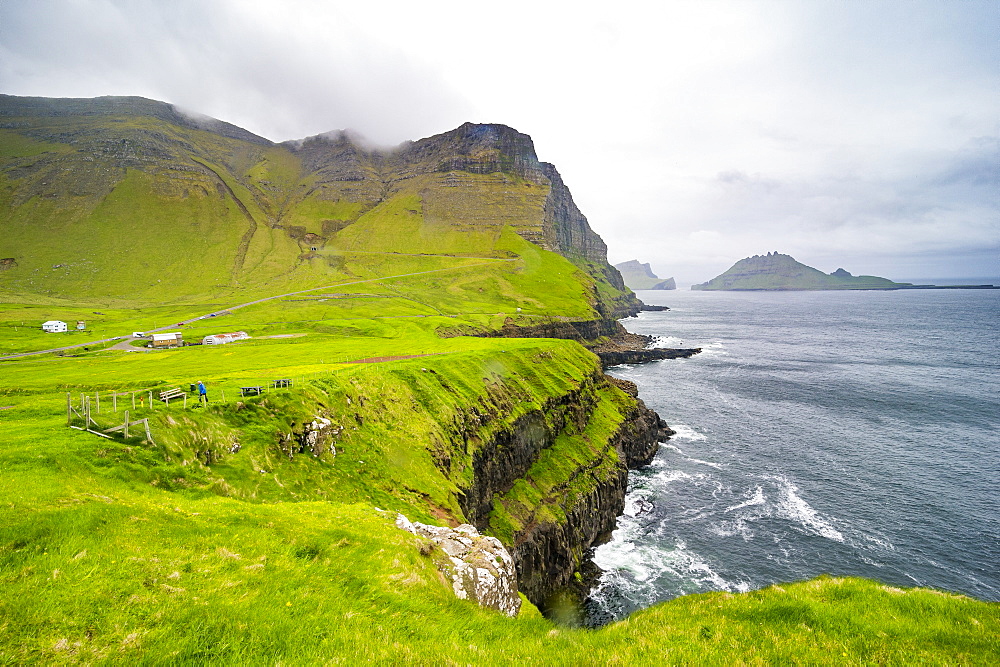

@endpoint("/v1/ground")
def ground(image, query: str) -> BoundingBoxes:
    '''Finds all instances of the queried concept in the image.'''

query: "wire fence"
[63,354,444,441]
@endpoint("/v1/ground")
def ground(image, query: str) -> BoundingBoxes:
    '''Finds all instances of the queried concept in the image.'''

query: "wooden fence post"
[96,391,100,414]
[183,394,187,409]
[148,391,153,408]
[66,392,71,426]
[113,393,117,413]
[124,410,129,438]
[132,392,136,411]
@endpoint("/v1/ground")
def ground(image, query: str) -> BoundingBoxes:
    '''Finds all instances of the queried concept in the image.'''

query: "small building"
[42,320,68,333]
[150,332,183,348]
[76,321,86,330]
[202,331,250,345]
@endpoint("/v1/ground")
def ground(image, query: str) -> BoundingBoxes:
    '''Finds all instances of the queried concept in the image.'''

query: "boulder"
[396,514,520,616]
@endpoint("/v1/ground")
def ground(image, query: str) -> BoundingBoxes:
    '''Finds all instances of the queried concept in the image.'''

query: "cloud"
[0,0,476,143]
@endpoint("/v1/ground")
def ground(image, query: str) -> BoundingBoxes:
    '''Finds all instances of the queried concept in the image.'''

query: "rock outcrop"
[396,514,520,617]
[597,347,701,367]
[277,416,340,459]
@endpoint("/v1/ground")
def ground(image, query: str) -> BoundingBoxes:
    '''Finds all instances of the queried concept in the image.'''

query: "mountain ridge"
[0,94,638,316]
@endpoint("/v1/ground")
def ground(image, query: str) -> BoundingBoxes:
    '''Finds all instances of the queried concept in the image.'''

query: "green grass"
[1,320,996,664]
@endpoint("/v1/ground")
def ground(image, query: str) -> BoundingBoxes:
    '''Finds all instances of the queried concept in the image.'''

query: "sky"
[1,0,997,283]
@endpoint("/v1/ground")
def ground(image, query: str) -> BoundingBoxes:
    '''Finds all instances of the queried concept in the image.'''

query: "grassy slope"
[1,334,996,664]
[0,109,637,322]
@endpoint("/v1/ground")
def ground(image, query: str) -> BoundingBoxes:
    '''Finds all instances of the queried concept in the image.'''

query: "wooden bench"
[240,386,263,397]
[272,379,292,388]
[158,388,186,403]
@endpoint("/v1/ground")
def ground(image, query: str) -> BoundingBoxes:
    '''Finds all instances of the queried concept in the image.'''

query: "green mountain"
[613,259,676,290]
[692,252,910,290]
[0,94,637,317]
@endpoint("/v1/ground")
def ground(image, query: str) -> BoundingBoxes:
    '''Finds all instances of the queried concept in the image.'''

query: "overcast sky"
[2,0,997,282]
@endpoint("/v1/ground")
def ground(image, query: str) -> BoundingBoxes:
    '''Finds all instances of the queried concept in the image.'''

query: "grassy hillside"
[1,329,996,664]
[0,96,637,317]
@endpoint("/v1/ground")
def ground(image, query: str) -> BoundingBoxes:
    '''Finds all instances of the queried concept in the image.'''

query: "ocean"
[585,288,1000,625]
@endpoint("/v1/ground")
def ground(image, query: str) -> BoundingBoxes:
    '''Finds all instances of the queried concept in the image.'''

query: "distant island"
[615,260,676,290]
[692,253,998,291]
[692,253,911,291]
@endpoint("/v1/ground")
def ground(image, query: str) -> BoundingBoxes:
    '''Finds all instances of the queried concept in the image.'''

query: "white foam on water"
[725,485,766,513]
[622,494,654,518]
[670,424,707,441]
[698,340,729,356]
[592,528,746,598]
[663,443,686,456]
[651,469,704,486]
[709,479,844,543]
[688,457,723,469]
[709,518,754,541]
[861,532,896,551]
[651,336,686,348]
[770,477,845,542]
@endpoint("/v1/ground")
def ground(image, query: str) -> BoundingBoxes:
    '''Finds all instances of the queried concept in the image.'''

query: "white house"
[202,331,250,345]
[42,320,68,333]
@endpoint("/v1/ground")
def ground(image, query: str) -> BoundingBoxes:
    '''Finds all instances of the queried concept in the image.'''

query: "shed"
[42,320,68,333]
[203,331,250,345]
[76,321,86,330]
[150,332,183,348]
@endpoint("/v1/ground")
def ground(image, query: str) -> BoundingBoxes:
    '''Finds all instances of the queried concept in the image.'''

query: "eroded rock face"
[277,416,340,459]
[395,514,521,617]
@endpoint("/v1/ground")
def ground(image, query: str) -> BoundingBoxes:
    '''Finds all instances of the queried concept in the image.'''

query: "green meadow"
[2,284,997,664]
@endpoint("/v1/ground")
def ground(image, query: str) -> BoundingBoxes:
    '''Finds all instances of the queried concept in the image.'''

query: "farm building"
[203,331,250,345]
[150,332,183,348]
[42,320,68,333]
[76,321,86,330]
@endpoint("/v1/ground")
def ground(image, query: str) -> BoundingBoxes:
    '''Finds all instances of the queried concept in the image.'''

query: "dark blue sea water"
[586,288,1000,624]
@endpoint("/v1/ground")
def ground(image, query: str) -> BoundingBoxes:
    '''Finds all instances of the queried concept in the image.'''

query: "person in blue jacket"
[197,380,208,405]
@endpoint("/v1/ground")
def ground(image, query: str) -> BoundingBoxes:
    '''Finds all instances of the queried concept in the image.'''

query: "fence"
[62,356,437,442]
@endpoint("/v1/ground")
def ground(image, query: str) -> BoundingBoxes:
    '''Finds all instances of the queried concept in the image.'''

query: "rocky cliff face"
[539,163,608,265]
[287,121,641,318]
[441,369,671,610]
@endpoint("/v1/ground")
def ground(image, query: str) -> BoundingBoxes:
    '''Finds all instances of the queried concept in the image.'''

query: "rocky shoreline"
[586,325,701,369]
